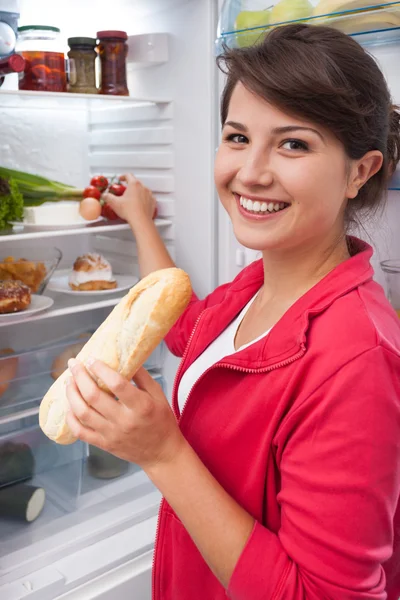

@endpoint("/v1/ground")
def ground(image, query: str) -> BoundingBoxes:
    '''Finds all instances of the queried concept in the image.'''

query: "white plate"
[47,273,139,296]
[0,295,54,320]
[11,217,104,231]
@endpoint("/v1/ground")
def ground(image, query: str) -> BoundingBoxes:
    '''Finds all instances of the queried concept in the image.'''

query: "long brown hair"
[217,24,400,225]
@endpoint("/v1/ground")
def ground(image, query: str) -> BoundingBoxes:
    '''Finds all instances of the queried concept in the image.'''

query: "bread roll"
[0,348,18,397]
[39,267,192,445]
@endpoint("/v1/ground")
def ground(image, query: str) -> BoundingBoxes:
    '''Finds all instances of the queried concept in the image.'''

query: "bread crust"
[39,268,192,445]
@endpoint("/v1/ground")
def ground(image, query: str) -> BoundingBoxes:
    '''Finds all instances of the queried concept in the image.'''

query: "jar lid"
[97,30,128,40]
[18,25,60,33]
[68,37,97,47]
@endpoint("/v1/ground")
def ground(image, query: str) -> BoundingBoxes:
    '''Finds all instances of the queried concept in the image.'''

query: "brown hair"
[217,24,400,225]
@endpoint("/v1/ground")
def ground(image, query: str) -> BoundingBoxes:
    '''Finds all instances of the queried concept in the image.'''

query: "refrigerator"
[0,0,400,598]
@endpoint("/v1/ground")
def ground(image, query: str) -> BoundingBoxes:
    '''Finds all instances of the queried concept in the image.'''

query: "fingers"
[68,359,120,420]
[132,367,165,400]
[120,173,137,185]
[78,358,137,408]
[66,375,108,437]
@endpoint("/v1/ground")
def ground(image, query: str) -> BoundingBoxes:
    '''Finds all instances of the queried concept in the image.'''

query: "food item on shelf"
[68,253,117,291]
[270,0,313,24]
[109,183,127,197]
[51,334,92,380]
[67,37,98,95]
[79,197,102,221]
[0,442,35,487]
[90,176,109,192]
[0,256,46,293]
[0,166,83,205]
[234,10,271,47]
[314,0,387,16]
[17,26,67,92]
[87,446,129,479]
[0,483,46,522]
[97,30,129,96]
[23,202,82,225]
[83,186,101,200]
[313,0,400,32]
[0,348,18,397]
[0,176,24,231]
[0,280,31,314]
[39,267,192,444]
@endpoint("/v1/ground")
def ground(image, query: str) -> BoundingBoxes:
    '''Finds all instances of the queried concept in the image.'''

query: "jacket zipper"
[151,310,205,600]
[179,343,307,421]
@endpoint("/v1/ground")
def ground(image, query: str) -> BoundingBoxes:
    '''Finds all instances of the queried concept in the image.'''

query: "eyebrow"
[223,121,324,141]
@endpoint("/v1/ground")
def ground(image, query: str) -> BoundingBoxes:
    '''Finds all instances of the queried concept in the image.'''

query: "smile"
[239,196,289,214]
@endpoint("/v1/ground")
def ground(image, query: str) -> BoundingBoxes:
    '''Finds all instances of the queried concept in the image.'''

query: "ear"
[346,150,383,199]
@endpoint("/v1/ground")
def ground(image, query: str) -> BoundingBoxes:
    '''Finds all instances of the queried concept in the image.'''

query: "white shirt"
[177,293,271,412]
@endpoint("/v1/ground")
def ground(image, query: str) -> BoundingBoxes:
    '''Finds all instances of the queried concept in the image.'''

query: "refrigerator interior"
[0,0,219,598]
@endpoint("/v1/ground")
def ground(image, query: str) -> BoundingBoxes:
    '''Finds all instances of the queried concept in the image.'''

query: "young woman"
[66,24,400,600]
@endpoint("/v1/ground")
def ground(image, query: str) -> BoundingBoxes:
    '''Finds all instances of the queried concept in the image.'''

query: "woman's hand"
[102,173,157,229]
[65,358,186,471]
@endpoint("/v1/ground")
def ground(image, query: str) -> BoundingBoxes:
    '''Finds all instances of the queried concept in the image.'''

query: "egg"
[79,197,102,221]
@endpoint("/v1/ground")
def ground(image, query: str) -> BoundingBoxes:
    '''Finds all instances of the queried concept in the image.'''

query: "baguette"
[39,267,192,445]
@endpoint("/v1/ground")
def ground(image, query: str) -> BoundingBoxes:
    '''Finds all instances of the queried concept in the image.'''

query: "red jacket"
[153,238,400,600]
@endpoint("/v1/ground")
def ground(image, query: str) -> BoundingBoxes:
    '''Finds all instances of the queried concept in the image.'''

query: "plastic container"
[97,30,129,96]
[381,260,400,318]
[17,25,67,92]
[67,36,98,94]
[216,0,400,52]
[0,246,62,294]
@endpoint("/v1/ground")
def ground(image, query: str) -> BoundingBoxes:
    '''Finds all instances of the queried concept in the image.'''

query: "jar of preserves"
[17,25,66,92]
[97,30,129,96]
[67,37,98,94]
[381,260,400,318]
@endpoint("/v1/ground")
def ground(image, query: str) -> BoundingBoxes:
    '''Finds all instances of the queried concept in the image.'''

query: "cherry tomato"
[153,205,158,220]
[90,175,109,192]
[101,204,120,221]
[109,183,126,197]
[79,197,102,221]
[83,186,101,200]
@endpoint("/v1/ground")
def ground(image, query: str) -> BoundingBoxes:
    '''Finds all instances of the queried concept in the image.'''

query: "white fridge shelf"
[0,218,172,242]
[0,90,171,110]
[0,294,122,328]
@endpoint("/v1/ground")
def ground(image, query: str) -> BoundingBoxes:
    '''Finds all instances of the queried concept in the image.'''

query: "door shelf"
[0,218,172,243]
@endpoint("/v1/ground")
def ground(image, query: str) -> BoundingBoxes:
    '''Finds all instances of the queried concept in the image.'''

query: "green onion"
[0,166,83,206]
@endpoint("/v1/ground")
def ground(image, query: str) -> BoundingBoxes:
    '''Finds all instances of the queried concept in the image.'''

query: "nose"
[236,151,274,189]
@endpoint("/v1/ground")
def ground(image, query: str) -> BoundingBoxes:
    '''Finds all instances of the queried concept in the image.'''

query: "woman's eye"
[226,133,248,144]
[281,139,309,151]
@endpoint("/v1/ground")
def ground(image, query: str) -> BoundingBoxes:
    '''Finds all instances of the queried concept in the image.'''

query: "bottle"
[17,25,66,92]
[97,30,129,96]
[67,37,98,94]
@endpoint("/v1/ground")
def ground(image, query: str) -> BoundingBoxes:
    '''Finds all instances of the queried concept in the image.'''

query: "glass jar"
[17,25,66,92]
[67,37,98,94]
[97,30,129,96]
[381,260,400,318]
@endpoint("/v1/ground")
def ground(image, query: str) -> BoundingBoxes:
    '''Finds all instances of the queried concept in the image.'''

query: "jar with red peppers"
[17,25,66,92]
[97,30,129,96]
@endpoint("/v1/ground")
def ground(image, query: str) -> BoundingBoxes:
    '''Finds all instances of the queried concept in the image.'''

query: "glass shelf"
[216,1,400,52]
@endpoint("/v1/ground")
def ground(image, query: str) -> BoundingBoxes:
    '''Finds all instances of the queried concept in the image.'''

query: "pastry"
[0,280,31,314]
[0,256,46,293]
[39,267,192,444]
[0,348,18,397]
[68,253,117,291]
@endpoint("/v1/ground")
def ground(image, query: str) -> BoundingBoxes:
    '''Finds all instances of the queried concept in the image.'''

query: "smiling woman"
[66,23,400,600]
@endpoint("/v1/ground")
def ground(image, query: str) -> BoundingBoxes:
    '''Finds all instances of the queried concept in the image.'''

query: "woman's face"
[215,82,358,254]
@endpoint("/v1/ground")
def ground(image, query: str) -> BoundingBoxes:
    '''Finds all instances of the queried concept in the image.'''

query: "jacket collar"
[187,237,374,371]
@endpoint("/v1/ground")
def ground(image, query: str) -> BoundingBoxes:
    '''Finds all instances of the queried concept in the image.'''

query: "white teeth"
[239,196,288,214]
